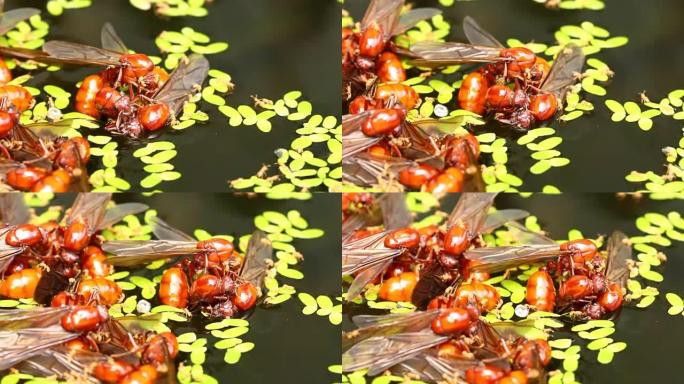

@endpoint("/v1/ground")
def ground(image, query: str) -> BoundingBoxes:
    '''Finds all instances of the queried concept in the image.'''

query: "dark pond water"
[47,193,341,383]
[7,0,339,191]
[344,0,684,192]
[343,194,684,384]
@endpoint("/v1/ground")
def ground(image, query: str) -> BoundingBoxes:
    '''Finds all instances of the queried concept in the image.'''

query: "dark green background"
[48,192,341,383]
[343,193,684,384]
[7,0,339,191]
[345,0,684,192]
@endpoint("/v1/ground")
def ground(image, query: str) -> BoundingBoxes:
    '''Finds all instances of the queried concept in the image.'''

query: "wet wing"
[150,216,194,242]
[541,44,584,100]
[100,203,149,230]
[344,309,440,350]
[604,231,631,288]
[0,8,40,35]
[409,41,504,67]
[361,0,403,39]
[0,325,78,371]
[42,40,122,66]
[380,193,412,230]
[481,209,529,234]
[100,22,128,53]
[65,193,112,233]
[446,192,497,233]
[342,331,449,376]
[239,230,272,289]
[0,193,30,226]
[462,16,504,48]
[0,307,69,330]
[154,54,209,115]
[104,240,200,266]
[393,8,442,36]
[464,244,561,273]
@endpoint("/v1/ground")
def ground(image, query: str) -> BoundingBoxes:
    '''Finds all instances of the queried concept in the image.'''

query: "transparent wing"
[604,231,631,288]
[154,54,209,115]
[342,230,403,276]
[409,41,504,67]
[239,230,272,289]
[0,325,78,371]
[65,193,112,233]
[0,245,28,274]
[0,193,30,226]
[361,0,403,39]
[481,209,529,234]
[42,40,122,66]
[541,44,585,100]
[344,309,440,350]
[380,193,412,230]
[342,331,448,376]
[346,260,391,302]
[447,192,498,233]
[0,8,40,35]
[392,352,476,382]
[150,216,194,242]
[462,16,504,48]
[393,8,442,36]
[464,244,561,273]
[104,240,200,267]
[506,221,556,245]
[99,203,149,230]
[342,153,415,188]
[16,348,103,381]
[343,130,382,158]
[100,22,128,53]
[0,307,69,330]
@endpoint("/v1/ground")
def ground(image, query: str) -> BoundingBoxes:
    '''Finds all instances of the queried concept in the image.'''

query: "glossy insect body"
[120,364,158,384]
[143,332,179,365]
[375,83,418,109]
[560,238,597,263]
[232,282,258,311]
[196,238,235,265]
[359,24,385,58]
[500,47,537,76]
[398,164,440,189]
[443,224,469,256]
[64,218,90,251]
[0,60,12,84]
[120,53,155,83]
[431,307,474,335]
[5,223,43,246]
[190,274,224,301]
[94,360,135,383]
[361,108,405,136]
[6,166,48,191]
[159,267,189,308]
[384,227,420,249]
[60,305,109,332]
[376,51,406,83]
[458,72,489,115]
[75,74,104,118]
[0,268,42,298]
[465,365,507,384]
[426,167,465,196]
[0,84,33,112]
[82,245,112,278]
[559,274,592,300]
[443,134,480,169]
[486,84,516,109]
[0,110,14,137]
[526,270,556,312]
[77,277,122,305]
[138,103,170,131]
[94,86,122,117]
[453,282,500,312]
[378,271,417,302]
[529,93,558,121]
[31,168,71,192]
[598,282,623,312]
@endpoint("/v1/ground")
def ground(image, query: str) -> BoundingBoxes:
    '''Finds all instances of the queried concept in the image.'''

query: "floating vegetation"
[0,193,329,383]
[46,0,93,16]
[156,27,229,56]
[129,0,211,17]
[228,92,341,193]
[342,193,682,383]
[533,0,606,11]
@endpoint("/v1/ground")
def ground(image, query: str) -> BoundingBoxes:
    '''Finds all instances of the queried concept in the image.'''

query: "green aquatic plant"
[46,0,92,16]
[129,0,210,17]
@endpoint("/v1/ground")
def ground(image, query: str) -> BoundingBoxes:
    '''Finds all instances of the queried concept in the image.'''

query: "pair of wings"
[0,4,39,35]
[465,227,631,289]
[361,0,441,40]
[0,193,148,274]
[409,16,585,100]
[103,216,273,290]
